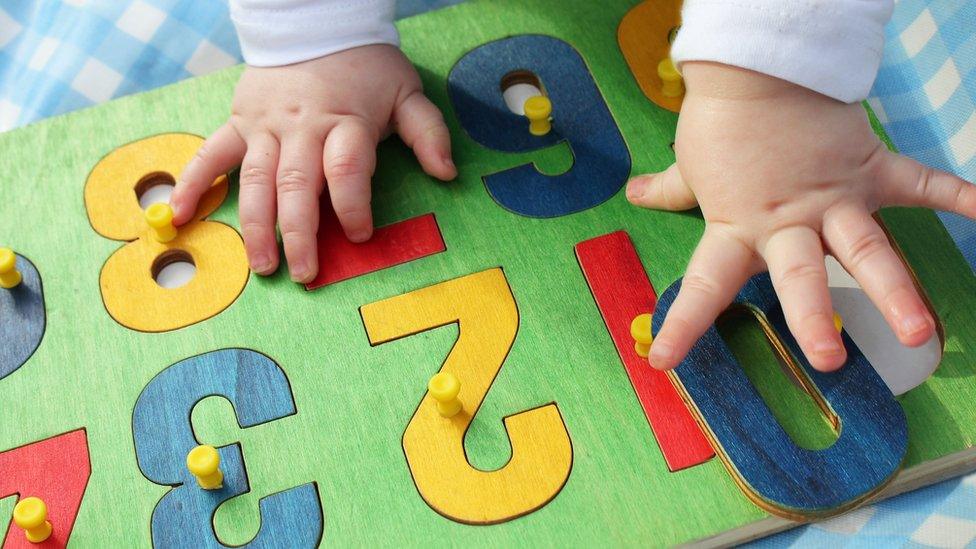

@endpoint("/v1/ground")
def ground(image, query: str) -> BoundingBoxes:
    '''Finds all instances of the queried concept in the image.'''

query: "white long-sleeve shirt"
[229,0,894,104]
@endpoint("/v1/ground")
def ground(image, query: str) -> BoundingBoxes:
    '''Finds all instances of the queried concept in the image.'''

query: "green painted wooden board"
[0,0,975,546]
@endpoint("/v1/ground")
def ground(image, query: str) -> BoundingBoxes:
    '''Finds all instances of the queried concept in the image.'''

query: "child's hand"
[627,62,975,373]
[170,45,457,282]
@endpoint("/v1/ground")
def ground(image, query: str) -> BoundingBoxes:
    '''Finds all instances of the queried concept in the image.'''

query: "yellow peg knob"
[0,248,22,289]
[833,312,843,333]
[13,497,53,544]
[187,445,224,490]
[524,95,552,137]
[146,203,178,243]
[428,372,462,418]
[631,313,653,358]
[658,57,684,98]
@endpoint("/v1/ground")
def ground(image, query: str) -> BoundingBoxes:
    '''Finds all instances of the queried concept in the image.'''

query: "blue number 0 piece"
[132,348,323,548]
[448,34,632,218]
[653,273,908,519]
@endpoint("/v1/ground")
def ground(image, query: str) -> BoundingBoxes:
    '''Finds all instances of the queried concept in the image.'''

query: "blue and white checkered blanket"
[1,1,974,546]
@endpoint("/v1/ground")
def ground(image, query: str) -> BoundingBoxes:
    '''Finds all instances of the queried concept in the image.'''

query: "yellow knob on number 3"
[13,497,52,544]
[145,203,178,243]
[833,312,844,333]
[524,95,552,136]
[429,372,463,418]
[0,248,22,289]
[658,57,684,98]
[187,445,224,490]
[631,313,653,358]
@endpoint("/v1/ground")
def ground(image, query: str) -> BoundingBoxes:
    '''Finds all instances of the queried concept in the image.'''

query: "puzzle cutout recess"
[1,0,975,546]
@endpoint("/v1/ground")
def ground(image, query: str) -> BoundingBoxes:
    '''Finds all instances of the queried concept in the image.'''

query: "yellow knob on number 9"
[428,372,463,418]
[523,95,553,136]
[0,248,22,289]
[13,496,53,543]
[145,203,178,243]
[630,313,653,358]
[187,445,224,490]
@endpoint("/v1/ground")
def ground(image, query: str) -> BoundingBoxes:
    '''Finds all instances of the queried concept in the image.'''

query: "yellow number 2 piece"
[361,268,573,524]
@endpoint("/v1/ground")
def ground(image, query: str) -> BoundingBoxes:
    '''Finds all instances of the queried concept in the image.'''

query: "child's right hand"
[170,44,457,283]
[627,62,975,373]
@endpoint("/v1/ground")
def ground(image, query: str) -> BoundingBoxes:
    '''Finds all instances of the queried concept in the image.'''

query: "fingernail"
[813,338,843,356]
[443,156,456,171]
[648,341,674,369]
[626,178,646,201]
[250,255,272,274]
[290,264,313,283]
[348,228,372,243]
[900,314,931,337]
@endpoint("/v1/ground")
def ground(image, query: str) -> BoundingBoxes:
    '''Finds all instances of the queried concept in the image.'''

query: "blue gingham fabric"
[0,1,975,546]
[869,0,976,269]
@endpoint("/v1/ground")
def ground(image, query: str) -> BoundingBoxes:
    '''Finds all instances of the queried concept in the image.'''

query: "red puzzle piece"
[1,430,91,548]
[576,231,714,471]
[306,204,446,290]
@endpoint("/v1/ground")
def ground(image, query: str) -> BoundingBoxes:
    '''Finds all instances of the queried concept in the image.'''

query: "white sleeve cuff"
[230,0,399,67]
[670,0,894,103]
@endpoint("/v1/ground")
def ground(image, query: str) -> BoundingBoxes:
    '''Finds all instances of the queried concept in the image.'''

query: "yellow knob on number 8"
[85,133,249,332]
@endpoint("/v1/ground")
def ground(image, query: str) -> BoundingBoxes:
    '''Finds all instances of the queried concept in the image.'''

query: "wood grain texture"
[361,268,573,524]
[0,253,44,381]
[306,205,445,290]
[575,231,713,471]
[448,34,632,217]
[131,349,323,547]
[0,430,90,549]
[655,273,909,520]
[0,0,973,546]
[618,0,684,113]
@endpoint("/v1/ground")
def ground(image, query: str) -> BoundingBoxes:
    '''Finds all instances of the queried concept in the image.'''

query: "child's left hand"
[626,61,976,373]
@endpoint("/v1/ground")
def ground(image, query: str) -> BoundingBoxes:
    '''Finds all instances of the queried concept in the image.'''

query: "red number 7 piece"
[576,231,714,472]
[306,199,446,290]
[1,430,91,548]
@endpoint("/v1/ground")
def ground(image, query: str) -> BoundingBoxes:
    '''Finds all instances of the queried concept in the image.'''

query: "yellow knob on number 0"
[0,248,22,289]
[187,445,224,490]
[13,496,52,543]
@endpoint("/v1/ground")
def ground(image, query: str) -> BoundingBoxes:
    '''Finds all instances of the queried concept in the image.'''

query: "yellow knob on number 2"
[13,496,52,543]
[187,445,224,490]
[429,372,463,418]
[0,248,22,289]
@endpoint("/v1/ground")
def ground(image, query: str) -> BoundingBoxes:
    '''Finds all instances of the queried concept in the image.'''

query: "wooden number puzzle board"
[1,0,975,546]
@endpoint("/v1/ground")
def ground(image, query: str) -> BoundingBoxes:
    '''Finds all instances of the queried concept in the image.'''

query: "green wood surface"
[0,0,974,546]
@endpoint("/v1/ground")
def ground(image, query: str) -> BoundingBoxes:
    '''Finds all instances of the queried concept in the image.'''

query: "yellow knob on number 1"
[187,445,224,490]
[524,95,552,136]
[146,203,178,243]
[833,312,844,333]
[631,313,653,358]
[658,57,684,98]
[428,372,462,418]
[13,497,52,544]
[0,248,22,289]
